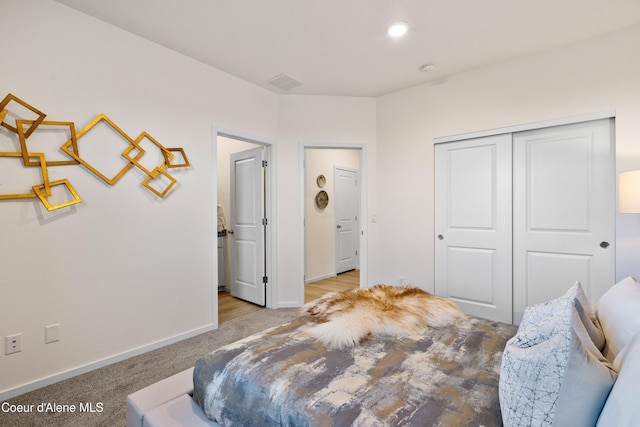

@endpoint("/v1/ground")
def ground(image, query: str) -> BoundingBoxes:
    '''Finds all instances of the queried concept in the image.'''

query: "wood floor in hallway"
[218,269,360,325]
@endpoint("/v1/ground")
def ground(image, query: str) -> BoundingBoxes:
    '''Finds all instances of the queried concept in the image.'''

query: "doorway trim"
[299,142,368,295]
[212,126,276,320]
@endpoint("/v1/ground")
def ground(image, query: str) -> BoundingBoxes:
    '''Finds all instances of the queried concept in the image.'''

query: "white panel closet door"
[435,134,513,323]
[512,118,615,323]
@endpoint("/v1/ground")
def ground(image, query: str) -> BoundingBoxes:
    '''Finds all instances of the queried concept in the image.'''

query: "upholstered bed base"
[125,368,219,427]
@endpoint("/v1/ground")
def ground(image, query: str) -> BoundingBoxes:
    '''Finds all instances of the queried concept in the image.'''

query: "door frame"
[435,110,616,144]
[300,142,368,293]
[212,127,276,317]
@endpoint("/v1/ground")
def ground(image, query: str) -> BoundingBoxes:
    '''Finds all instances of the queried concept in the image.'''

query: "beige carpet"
[0,308,296,427]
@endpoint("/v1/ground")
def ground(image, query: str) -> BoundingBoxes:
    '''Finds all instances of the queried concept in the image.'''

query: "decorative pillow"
[596,331,640,426]
[500,297,617,427]
[595,276,640,360]
[565,281,605,350]
[518,282,604,350]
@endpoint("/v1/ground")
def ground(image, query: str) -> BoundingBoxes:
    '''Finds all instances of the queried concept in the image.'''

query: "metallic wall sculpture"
[0,93,190,211]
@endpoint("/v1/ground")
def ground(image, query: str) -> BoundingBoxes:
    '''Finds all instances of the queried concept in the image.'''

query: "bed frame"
[126,368,218,427]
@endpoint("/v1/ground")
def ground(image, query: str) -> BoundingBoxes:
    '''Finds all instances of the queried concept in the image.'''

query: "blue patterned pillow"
[500,297,617,427]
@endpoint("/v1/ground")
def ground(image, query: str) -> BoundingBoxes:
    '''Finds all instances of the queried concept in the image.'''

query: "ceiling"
[55,0,640,97]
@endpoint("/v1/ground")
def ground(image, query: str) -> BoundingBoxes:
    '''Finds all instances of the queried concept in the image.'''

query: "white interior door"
[512,118,615,322]
[435,134,513,323]
[230,146,266,306]
[335,166,358,274]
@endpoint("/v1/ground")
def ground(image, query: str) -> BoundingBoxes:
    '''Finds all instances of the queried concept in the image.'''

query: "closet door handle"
[437,234,444,240]
[600,241,609,249]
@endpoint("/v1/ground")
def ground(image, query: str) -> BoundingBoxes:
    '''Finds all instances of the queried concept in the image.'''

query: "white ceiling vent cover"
[266,73,304,91]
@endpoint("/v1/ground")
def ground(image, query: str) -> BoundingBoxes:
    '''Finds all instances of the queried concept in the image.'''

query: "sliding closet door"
[435,134,513,323]
[512,119,615,323]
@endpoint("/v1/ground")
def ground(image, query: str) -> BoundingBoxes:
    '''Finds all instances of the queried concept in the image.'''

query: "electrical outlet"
[5,333,22,355]
[45,324,60,344]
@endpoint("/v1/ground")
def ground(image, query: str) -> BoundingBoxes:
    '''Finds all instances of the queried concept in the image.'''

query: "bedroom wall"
[305,148,361,282]
[374,24,640,292]
[276,95,377,307]
[0,0,378,399]
[0,0,279,398]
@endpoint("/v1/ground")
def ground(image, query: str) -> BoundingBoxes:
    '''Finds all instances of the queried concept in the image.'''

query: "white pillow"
[500,297,617,427]
[595,276,640,360]
[566,281,605,350]
[596,331,640,426]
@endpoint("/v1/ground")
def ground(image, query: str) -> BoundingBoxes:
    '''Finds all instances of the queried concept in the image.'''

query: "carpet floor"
[0,308,297,427]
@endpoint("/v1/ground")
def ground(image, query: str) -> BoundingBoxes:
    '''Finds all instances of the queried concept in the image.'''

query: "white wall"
[374,24,640,292]
[0,1,378,399]
[305,149,360,282]
[0,0,278,398]
[276,95,377,306]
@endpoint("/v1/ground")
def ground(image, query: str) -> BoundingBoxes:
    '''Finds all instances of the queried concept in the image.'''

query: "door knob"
[228,230,234,234]
[337,225,342,229]
[600,241,609,248]
[437,234,444,240]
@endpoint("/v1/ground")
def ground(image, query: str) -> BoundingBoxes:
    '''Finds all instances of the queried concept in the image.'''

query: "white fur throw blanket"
[301,284,465,349]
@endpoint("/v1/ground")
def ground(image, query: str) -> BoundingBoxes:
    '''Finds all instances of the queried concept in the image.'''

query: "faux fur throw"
[301,284,465,349]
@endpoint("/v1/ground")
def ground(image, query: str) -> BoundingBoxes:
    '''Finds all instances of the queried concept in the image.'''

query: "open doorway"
[216,133,272,323]
[303,146,366,301]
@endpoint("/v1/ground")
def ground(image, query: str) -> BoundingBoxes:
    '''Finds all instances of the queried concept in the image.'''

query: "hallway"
[218,270,360,324]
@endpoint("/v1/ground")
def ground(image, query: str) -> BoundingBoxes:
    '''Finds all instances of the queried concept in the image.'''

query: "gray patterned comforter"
[193,314,517,426]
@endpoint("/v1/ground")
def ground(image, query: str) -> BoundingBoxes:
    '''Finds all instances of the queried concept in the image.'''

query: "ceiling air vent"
[266,73,304,91]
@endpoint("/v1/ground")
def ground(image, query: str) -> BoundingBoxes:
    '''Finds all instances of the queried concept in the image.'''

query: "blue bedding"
[193,313,517,426]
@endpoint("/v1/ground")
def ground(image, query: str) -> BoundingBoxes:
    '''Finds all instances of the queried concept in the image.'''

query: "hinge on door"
[262,218,268,226]
[262,160,268,167]
[263,276,268,284]
[355,250,358,256]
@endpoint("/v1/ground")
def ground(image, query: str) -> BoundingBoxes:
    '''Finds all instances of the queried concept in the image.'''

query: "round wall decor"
[316,174,326,188]
[315,190,329,209]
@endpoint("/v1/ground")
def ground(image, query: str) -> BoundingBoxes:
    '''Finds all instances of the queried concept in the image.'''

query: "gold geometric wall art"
[0,152,50,199]
[0,92,191,211]
[142,164,177,198]
[17,119,80,166]
[60,113,139,186]
[0,93,47,138]
[124,131,173,176]
[32,178,82,211]
[163,147,190,168]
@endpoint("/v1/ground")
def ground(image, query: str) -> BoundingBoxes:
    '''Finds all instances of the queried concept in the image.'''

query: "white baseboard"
[305,273,336,284]
[0,323,216,402]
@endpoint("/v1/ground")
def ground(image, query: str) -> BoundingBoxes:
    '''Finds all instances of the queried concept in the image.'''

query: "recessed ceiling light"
[387,22,408,37]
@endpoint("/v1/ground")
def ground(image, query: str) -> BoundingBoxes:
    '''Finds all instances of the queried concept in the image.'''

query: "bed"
[127,277,640,427]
